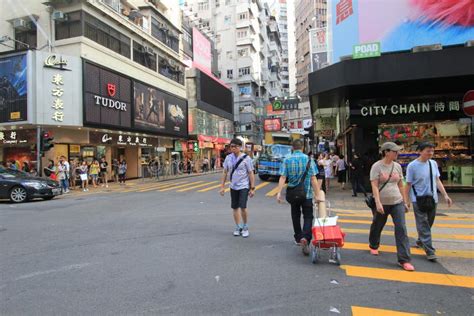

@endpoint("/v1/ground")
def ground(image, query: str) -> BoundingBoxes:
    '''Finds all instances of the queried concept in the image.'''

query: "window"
[15,25,37,50]
[216,0,220,7]
[237,48,249,57]
[238,67,250,77]
[133,41,157,71]
[227,69,233,79]
[201,20,210,28]
[151,18,179,53]
[158,56,184,85]
[198,1,209,10]
[238,12,248,20]
[226,51,233,59]
[55,11,82,40]
[84,13,131,58]
[224,15,231,25]
[237,30,248,38]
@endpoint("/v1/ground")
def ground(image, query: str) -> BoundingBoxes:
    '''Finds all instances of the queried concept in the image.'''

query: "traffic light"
[193,142,199,152]
[41,131,54,154]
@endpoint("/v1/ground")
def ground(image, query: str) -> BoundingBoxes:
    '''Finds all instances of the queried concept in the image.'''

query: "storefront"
[0,129,36,170]
[309,45,474,189]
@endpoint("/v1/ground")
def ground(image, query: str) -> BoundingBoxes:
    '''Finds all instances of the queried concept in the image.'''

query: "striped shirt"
[279,151,317,199]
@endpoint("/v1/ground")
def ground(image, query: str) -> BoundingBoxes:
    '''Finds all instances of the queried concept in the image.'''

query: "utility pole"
[36,126,42,176]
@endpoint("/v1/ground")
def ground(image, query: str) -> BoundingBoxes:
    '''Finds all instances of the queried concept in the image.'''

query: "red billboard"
[264,118,282,132]
[192,27,212,73]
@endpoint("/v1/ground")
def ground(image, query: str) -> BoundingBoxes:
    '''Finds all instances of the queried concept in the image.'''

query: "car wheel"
[43,196,55,201]
[259,174,270,181]
[10,186,28,203]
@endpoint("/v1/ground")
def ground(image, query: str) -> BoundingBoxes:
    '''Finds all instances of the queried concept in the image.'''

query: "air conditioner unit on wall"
[169,59,177,68]
[52,11,67,21]
[12,19,29,31]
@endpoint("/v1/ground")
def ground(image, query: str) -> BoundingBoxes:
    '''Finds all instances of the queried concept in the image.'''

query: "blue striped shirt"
[279,151,317,199]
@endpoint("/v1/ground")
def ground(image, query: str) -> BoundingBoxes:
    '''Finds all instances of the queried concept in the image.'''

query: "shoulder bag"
[286,159,311,204]
[365,163,395,209]
[412,160,436,213]
[230,154,248,182]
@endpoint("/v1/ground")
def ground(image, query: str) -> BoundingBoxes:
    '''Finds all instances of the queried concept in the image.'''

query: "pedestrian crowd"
[220,138,453,272]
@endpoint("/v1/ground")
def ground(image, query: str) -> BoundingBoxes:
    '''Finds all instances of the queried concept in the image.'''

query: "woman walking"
[316,153,326,193]
[79,161,89,192]
[118,160,127,185]
[89,160,100,188]
[369,142,414,271]
[336,154,347,190]
[323,154,332,193]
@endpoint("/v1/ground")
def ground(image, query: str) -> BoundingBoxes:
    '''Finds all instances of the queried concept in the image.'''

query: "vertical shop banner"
[192,27,212,73]
[0,53,27,123]
[37,52,83,126]
[309,27,329,72]
[83,62,132,129]
[133,81,188,138]
[330,0,474,63]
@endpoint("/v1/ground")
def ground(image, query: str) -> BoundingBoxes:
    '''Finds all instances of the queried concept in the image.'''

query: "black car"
[0,168,62,203]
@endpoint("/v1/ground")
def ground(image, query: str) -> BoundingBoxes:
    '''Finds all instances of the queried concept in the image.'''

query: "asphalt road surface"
[1,174,473,315]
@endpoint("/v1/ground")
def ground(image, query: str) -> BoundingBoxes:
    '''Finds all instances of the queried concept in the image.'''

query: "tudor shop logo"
[107,83,116,97]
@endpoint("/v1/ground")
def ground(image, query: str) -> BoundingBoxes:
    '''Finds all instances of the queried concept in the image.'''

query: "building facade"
[181,0,284,144]
[0,0,188,178]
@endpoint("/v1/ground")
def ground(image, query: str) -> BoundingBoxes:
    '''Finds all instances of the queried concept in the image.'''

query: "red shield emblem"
[107,83,116,97]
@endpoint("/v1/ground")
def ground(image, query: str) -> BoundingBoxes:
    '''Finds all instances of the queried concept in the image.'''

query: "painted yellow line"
[177,181,219,192]
[266,184,285,197]
[337,209,474,218]
[352,306,426,316]
[342,228,474,241]
[339,219,474,229]
[335,212,474,222]
[341,265,474,288]
[197,182,230,192]
[137,181,187,192]
[344,242,474,259]
[224,181,271,193]
[158,181,204,192]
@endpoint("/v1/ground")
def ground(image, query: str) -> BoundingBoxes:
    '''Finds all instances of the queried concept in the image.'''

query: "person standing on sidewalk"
[335,154,347,190]
[369,142,414,271]
[79,161,89,192]
[276,139,322,256]
[406,142,453,262]
[57,158,69,194]
[349,153,366,197]
[100,157,109,188]
[220,138,255,238]
[118,160,127,185]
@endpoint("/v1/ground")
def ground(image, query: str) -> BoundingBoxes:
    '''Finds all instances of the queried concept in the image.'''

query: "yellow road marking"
[352,306,426,316]
[344,242,474,259]
[158,181,204,192]
[197,182,230,192]
[335,212,474,222]
[177,181,219,192]
[266,184,285,197]
[137,181,187,192]
[338,219,474,229]
[341,265,474,288]
[224,181,271,193]
[336,209,474,218]
[341,228,474,241]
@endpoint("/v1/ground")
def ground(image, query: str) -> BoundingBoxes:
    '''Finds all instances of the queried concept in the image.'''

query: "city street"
[1,174,473,315]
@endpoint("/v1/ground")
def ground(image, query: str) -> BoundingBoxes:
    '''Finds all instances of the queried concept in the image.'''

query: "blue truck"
[256,144,292,181]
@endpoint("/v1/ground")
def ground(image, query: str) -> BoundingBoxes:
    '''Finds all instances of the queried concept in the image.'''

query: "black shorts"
[337,170,347,183]
[230,189,249,209]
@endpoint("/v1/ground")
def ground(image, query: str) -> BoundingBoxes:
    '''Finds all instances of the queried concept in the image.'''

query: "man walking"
[349,153,366,197]
[276,139,322,256]
[220,138,255,238]
[406,142,453,261]
[100,157,109,188]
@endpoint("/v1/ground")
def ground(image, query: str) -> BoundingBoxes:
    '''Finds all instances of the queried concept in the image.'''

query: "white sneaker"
[233,227,241,237]
[242,227,249,238]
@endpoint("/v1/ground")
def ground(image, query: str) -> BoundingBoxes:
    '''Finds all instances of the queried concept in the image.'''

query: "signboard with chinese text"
[36,52,83,126]
[0,129,36,145]
[89,131,158,147]
[264,118,282,132]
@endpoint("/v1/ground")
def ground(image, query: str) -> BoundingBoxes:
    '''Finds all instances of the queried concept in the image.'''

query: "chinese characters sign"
[89,132,158,147]
[0,129,35,145]
[51,72,65,122]
[336,0,353,25]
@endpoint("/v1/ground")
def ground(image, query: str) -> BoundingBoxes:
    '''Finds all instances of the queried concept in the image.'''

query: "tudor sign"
[463,90,474,117]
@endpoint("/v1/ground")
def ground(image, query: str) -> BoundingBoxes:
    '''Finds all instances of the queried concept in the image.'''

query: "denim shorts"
[230,189,249,209]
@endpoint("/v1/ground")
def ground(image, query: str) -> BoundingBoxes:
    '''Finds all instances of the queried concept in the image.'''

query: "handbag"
[286,159,311,204]
[413,160,436,213]
[365,163,394,209]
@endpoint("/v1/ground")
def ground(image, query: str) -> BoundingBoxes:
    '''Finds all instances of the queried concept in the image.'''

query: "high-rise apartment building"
[182,0,283,143]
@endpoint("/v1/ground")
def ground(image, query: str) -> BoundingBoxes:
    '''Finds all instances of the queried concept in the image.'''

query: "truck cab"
[256,144,292,181]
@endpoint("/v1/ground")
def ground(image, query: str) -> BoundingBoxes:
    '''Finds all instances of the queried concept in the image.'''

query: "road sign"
[353,42,381,59]
[272,98,299,111]
[462,90,474,116]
